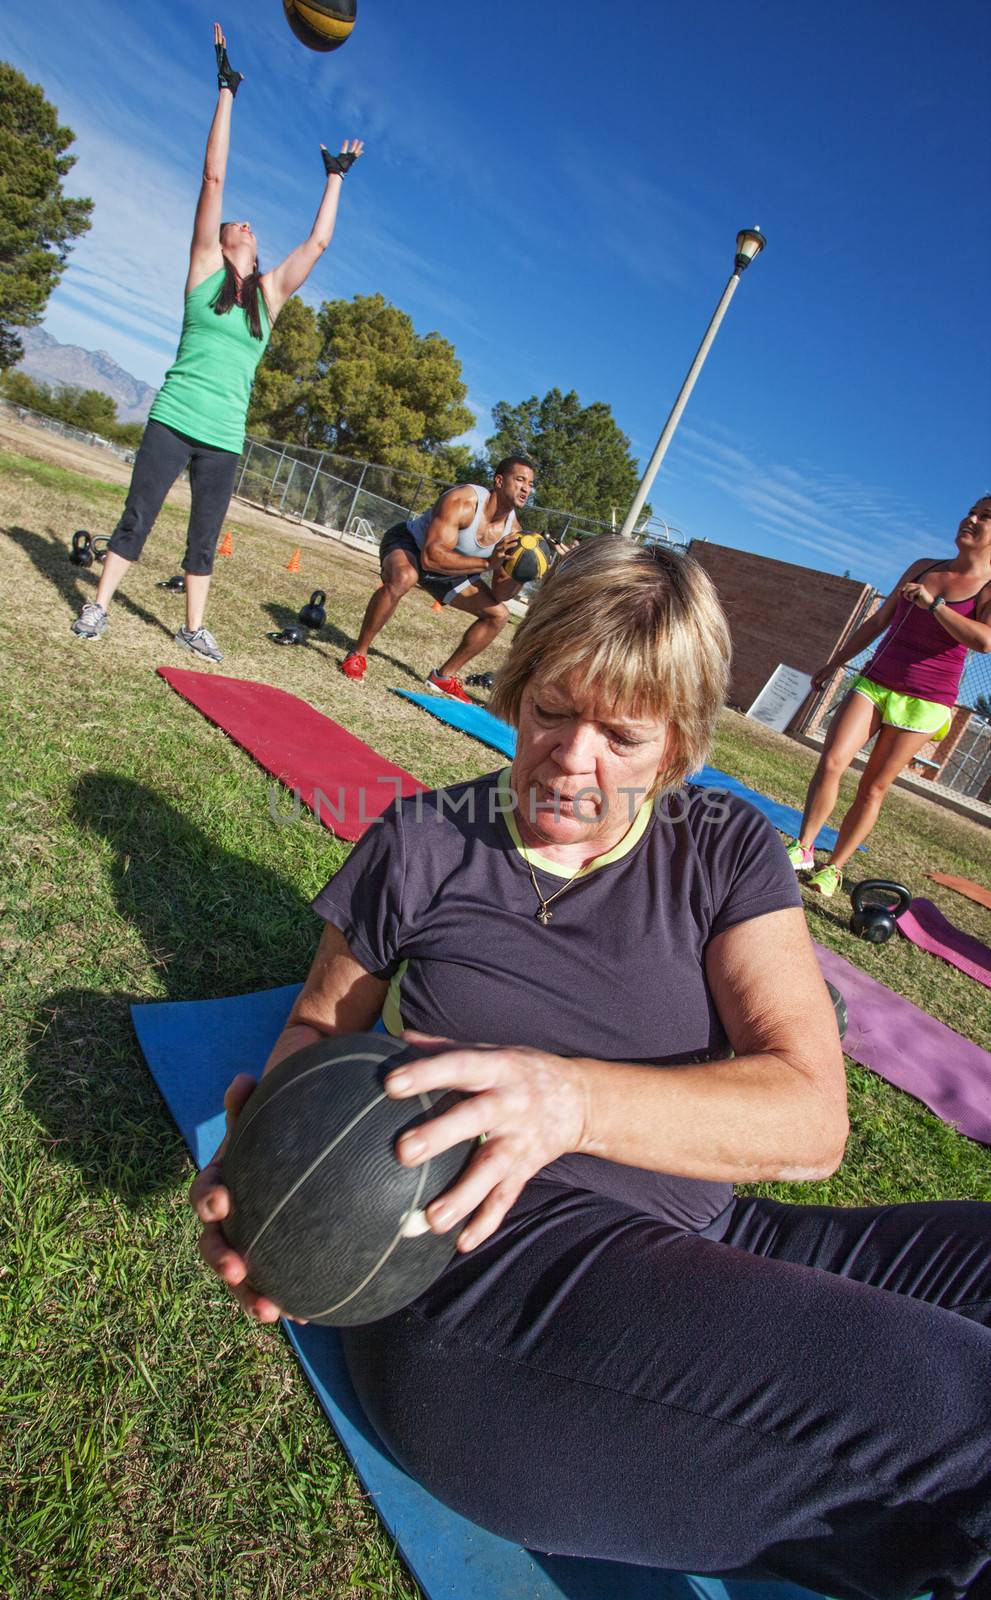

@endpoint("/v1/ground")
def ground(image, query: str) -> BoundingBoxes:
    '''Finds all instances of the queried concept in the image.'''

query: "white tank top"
[407,484,518,562]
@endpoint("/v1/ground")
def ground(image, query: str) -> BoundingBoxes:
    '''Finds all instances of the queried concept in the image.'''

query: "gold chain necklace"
[524,854,589,926]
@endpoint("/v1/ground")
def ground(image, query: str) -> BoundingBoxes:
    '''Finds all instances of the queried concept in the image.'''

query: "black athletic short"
[378,522,487,604]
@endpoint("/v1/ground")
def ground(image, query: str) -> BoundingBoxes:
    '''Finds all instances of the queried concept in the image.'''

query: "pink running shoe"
[784,838,814,872]
[340,652,367,681]
[426,669,472,704]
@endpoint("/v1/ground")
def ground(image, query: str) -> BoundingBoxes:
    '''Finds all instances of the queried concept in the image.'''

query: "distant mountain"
[15,328,157,424]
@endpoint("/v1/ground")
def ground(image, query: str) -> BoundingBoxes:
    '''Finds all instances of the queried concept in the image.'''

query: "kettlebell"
[298,589,327,631]
[466,672,495,691]
[157,573,186,592]
[849,880,912,944]
[268,625,305,647]
[70,530,93,568]
[824,981,848,1041]
[91,535,110,562]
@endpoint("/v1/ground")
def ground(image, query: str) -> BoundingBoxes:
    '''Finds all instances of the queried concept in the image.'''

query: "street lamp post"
[619,227,766,539]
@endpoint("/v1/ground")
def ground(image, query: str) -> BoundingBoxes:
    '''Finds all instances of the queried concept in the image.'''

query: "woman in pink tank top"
[784,496,991,897]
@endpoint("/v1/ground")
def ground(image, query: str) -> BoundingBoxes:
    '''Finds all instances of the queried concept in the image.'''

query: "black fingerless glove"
[216,41,243,97]
[321,146,358,178]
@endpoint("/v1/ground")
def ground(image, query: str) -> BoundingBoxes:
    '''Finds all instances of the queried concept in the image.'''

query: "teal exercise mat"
[392,693,858,853]
[132,985,838,1600]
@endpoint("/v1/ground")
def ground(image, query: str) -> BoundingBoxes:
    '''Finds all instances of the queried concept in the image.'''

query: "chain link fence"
[8,397,986,797]
[233,435,687,551]
[0,397,137,465]
[938,714,991,800]
[0,400,685,549]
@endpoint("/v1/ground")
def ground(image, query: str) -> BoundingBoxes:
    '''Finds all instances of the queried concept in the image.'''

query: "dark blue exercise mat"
[133,986,837,1600]
[392,692,856,853]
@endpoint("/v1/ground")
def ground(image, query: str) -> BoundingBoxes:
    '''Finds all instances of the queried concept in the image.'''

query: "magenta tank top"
[864,563,986,707]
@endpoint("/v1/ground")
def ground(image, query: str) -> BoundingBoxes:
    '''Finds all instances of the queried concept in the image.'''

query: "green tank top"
[149,267,270,453]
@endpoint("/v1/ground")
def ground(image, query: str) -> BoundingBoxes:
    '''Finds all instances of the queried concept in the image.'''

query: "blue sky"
[6,0,990,594]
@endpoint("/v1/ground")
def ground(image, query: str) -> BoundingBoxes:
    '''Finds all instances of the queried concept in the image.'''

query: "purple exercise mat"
[897,898,991,992]
[815,944,991,1145]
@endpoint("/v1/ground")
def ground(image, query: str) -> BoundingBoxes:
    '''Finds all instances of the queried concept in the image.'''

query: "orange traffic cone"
[432,598,443,612]
[218,529,234,557]
[286,547,301,574]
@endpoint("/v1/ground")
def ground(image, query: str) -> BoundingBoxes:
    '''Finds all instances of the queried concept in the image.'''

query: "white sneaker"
[71,602,107,639]
[176,626,223,662]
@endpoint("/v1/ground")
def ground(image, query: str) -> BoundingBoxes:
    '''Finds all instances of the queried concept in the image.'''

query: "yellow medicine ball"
[283,0,356,53]
[502,533,554,584]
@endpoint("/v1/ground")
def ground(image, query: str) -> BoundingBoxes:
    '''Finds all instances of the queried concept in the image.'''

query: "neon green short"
[851,675,952,740]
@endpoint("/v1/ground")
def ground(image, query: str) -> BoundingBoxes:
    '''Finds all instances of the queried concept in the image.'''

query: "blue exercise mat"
[393,693,859,853]
[134,985,839,1600]
[395,691,519,759]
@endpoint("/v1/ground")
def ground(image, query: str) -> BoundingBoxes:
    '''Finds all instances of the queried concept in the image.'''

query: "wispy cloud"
[674,422,941,587]
[548,156,721,293]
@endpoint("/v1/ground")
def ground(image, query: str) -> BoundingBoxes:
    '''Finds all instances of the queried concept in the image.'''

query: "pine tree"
[0,62,93,368]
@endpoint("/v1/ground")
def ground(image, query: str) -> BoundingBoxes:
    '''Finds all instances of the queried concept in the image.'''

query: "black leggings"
[342,1184,991,1600]
[107,418,239,576]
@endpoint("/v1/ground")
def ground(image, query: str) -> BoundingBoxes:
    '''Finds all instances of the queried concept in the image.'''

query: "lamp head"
[735,227,766,273]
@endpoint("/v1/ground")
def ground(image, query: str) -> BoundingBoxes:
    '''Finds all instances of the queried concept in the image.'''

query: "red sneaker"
[340,652,367,680]
[426,669,472,704]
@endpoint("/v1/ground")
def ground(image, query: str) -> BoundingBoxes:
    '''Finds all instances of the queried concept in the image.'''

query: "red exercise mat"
[158,668,425,840]
[927,873,991,912]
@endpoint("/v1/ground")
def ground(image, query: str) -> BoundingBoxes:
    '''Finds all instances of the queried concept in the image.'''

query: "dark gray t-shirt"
[312,769,801,1232]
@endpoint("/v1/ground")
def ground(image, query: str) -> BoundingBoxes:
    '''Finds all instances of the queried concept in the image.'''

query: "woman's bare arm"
[262,141,363,323]
[574,907,848,1182]
[186,24,239,294]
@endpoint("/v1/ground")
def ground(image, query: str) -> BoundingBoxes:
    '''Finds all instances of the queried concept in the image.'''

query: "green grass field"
[2,437,989,1597]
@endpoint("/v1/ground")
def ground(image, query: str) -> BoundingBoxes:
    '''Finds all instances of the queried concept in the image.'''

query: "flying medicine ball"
[502,533,554,585]
[222,1032,476,1325]
[282,0,356,52]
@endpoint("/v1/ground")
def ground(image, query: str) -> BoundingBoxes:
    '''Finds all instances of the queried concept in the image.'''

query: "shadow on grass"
[259,600,349,664]
[801,892,853,938]
[259,599,426,683]
[24,771,314,1204]
[369,641,440,686]
[4,523,175,639]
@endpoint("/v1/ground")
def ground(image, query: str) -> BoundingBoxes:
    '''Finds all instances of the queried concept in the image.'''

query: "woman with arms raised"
[71,23,362,661]
[194,537,990,1598]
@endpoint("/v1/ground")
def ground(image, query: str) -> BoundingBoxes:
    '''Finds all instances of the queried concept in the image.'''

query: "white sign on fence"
[746,664,813,733]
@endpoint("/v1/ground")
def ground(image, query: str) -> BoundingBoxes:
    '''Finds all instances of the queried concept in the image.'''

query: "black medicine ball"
[222,1032,475,1325]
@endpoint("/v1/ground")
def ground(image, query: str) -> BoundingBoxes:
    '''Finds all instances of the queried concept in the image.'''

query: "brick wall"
[688,541,874,714]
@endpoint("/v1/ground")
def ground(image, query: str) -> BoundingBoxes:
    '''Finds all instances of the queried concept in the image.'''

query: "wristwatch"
[928,596,946,613]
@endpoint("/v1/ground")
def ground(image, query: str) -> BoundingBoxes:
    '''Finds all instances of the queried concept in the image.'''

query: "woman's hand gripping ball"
[386,1037,588,1251]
